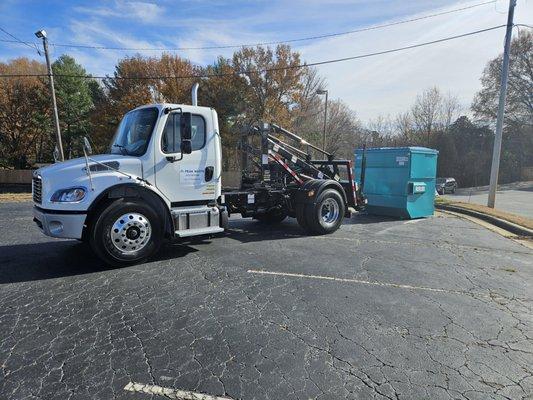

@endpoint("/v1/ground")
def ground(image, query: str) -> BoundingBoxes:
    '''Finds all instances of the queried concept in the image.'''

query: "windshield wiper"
[112,144,127,155]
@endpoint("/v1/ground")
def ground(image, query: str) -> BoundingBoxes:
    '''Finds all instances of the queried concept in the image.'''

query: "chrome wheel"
[320,198,340,227]
[110,212,151,253]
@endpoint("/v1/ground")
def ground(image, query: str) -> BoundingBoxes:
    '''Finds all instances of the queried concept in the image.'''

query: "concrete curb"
[435,204,533,237]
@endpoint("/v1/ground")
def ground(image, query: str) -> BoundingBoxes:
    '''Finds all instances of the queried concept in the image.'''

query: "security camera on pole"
[35,29,64,162]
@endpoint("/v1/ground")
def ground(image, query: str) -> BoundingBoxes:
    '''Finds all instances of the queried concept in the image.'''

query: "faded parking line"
[124,382,233,399]
[248,269,474,296]
[375,218,424,235]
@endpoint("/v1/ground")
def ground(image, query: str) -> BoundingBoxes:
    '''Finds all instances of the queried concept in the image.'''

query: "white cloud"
[296,0,533,120]
[74,1,164,24]
[150,0,532,121]
[126,1,164,23]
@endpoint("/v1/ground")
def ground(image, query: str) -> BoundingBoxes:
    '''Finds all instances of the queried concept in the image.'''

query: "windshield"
[110,108,159,156]
[437,178,445,184]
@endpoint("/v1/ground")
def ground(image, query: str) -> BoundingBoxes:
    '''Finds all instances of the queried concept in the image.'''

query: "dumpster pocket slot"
[409,182,426,194]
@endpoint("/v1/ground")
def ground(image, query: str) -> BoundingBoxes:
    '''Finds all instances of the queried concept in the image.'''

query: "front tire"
[89,199,163,266]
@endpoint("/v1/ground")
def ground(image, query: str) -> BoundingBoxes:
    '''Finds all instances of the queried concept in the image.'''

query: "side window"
[162,114,180,153]
[190,115,206,150]
[162,114,206,153]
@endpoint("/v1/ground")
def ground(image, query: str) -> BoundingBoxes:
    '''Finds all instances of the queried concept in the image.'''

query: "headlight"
[51,187,86,202]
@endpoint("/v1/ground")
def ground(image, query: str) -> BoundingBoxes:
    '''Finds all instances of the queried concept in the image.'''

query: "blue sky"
[1,0,532,121]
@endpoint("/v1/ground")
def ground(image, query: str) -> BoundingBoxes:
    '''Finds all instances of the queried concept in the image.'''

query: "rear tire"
[89,199,163,266]
[305,189,345,234]
[295,203,311,231]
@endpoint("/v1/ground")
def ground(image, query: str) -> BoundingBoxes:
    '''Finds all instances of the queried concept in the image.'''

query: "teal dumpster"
[354,147,438,219]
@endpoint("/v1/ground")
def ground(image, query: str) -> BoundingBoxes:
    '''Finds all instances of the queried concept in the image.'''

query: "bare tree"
[324,100,362,158]
[295,68,325,118]
[367,115,394,137]
[441,92,462,129]
[291,67,325,139]
[394,111,414,142]
[412,86,442,145]
[411,86,462,145]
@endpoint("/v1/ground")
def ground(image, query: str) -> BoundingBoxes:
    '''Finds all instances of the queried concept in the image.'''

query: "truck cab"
[33,102,225,264]
[33,91,364,266]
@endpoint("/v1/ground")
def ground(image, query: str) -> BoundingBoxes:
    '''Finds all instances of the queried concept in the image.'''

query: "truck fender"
[84,183,174,238]
[293,179,348,206]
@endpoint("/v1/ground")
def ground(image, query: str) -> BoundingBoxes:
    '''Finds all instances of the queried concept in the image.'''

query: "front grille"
[33,175,42,204]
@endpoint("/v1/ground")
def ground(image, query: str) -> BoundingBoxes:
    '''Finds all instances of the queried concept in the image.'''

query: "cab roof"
[133,103,213,113]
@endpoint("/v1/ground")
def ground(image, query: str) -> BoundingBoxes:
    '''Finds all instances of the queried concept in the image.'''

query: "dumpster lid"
[355,146,438,155]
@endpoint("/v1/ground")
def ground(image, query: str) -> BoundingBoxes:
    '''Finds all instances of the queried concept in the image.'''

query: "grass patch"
[434,197,451,205]
[437,200,533,230]
[0,193,33,202]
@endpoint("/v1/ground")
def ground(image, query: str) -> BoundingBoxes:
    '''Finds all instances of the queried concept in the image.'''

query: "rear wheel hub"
[321,198,340,227]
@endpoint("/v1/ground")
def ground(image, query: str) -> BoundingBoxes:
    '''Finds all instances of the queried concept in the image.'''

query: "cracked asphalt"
[0,201,532,400]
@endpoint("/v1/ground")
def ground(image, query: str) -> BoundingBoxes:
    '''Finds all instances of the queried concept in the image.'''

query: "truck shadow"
[222,218,307,243]
[342,213,407,225]
[0,215,403,283]
[220,213,400,243]
[0,240,199,284]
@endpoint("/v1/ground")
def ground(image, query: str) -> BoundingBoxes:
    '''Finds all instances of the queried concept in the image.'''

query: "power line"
[53,1,499,51]
[0,27,40,54]
[0,1,496,52]
[0,25,506,81]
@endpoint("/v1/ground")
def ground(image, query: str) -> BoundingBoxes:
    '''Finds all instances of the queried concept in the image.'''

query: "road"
[443,181,533,219]
[0,202,532,400]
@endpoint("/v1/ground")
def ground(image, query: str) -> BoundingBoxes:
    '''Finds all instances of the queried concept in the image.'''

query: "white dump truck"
[32,86,365,265]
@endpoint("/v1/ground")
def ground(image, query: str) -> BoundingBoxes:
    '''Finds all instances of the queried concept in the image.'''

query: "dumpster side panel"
[355,148,411,218]
[406,151,438,218]
[355,147,438,219]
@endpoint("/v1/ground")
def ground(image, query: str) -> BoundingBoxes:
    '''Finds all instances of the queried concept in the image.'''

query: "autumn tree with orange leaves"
[0,58,50,168]
[1,45,362,168]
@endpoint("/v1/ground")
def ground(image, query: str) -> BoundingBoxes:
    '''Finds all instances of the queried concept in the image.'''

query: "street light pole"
[317,89,328,155]
[35,29,64,162]
[487,0,516,208]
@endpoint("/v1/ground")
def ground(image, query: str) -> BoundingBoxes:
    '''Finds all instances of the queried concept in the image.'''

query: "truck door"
[154,110,217,203]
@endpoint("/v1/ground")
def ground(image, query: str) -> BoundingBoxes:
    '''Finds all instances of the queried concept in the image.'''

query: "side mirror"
[181,112,192,140]
[53,146,60,163]
[181,140,192,154]
[83,136,93,155]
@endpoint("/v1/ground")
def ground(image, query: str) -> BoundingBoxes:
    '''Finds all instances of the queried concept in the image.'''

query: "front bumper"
[33,206,87,239]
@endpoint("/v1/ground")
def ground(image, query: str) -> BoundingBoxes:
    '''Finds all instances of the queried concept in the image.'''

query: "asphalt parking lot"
[0,202,532,400]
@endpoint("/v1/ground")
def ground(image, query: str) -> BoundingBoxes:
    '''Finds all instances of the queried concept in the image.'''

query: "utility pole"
[317,89,328,156]
[35,29,64,162]
[487,0,516,208]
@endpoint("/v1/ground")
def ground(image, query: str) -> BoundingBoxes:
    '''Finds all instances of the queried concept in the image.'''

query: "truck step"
[170,206,223,238]
[174,226,224,238]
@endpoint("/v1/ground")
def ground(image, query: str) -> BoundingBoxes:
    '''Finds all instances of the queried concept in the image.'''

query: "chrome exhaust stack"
[191,83,199,106]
